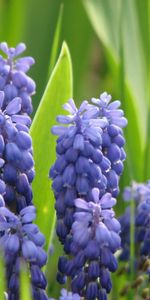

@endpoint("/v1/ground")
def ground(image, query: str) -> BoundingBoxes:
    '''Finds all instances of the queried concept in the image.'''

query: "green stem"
[129,197,135,300]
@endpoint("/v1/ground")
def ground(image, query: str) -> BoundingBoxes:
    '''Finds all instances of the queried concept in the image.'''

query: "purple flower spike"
[0,92,35,212]
[0,203,49,300]
[50,95,126,299]
[0,43,36,213]
[50,99,110,245]
[91,92,127,196]
[119,181,150,265]
[57,188,120,298]
[0,41,35,114]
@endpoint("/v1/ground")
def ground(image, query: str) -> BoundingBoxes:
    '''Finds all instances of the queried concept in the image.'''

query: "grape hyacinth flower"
[50,96,126,298]
[136,189,150,259]
[118,181,150,297]
[91,92,127,197]
[0,91,34,213]
[0,42,35,114]
[0,204,48,300]
[58,188,120,299]
[50,96,126,245]
[50,98,108,247]
[119,181,150,262]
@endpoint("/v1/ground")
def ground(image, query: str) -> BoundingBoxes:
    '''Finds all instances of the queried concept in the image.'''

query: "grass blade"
[0,252,6,300]
[20,262,32,300]
[83,0,144,182]
[48,4,64,76]
[30,42,73,250]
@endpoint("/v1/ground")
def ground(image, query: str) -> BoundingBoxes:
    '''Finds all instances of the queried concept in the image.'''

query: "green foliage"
[83,0,145,183]
[48,4,64,76]
[30,42,73,250]
[0,252,6,300]
[20,262,32,300]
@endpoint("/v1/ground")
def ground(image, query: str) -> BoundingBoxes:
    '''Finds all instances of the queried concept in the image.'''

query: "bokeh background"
[1,1,150,299]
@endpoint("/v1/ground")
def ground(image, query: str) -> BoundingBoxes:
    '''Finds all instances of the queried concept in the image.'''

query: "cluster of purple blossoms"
[119,181,150,262]
[50,99,107,246]
[0,42,36,213]
[50,94,127,299]
[135,182,150,263]
[118,181,150,297]
[0,204,47,300]
[92,92,127,197]
[0,42,35,114]
[0,91,34,213]
[62,188,120,300]
[0,43,48,300]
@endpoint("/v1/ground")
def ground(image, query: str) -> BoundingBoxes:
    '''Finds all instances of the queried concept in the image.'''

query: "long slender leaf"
[48,4,64,76]
[30,42,73,250]
[0,252,6,300]
[83,0,144,181]
[142,0,150,179]
[20,262,32,300]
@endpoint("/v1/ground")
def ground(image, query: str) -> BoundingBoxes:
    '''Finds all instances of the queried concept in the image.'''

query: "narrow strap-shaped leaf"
[30,42,73,250]
[20,262,32,300]
[143,0,150,180]
[83,0,144,181]
[0,252,6,300]
[48,3,64,76]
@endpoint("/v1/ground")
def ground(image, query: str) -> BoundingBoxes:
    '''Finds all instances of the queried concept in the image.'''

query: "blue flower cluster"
[0,91,34,213]
[50,94,127,299]
[0,42,35,114]
[0,42,36,213]
[0,204,47,300]
[119,181,150,297]
[0,43,48,300]
[135,182,150,260]
[119,181,150,262]
[63,188,120,299]
[92,92,127,197]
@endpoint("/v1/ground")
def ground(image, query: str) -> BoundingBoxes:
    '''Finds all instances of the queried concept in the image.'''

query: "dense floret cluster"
[0,204,47,300]
[59,188,120,299]
[0,91,34,213]
[92,92,127,197]
[0,42,48,300]
[0,42,35,114]
[50,99,107,246]
[119,181,150,297]
[0,42,35,213]
[119,181,150,262]
[50,94,127,299]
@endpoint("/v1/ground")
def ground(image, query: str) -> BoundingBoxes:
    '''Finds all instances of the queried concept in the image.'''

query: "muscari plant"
[0,41,149,300]
[118,181,150,299]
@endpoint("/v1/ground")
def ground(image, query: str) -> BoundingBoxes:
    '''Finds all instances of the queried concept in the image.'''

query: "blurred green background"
[1,1,150,299]
[0,0,114,114]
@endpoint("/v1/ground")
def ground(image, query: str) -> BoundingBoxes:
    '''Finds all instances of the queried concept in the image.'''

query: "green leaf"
[0,252,6,300]
[83,0,145,181]
[20,262,32,300]
[0,0,26,44]
[48,3,64,76]
[30,42,73,250]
